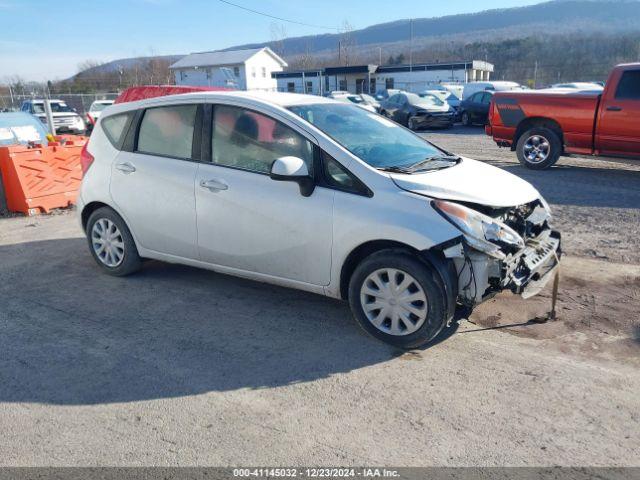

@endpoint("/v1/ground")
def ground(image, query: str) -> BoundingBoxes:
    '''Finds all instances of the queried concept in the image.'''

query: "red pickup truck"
[486,63,640,169]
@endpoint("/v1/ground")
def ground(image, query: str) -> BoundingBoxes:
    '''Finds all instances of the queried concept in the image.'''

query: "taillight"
[80,143,95,175]
[86,113,95,125]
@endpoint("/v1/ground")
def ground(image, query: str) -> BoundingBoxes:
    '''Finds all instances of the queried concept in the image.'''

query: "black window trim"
[127,103,204,163]
[314,147,373,198]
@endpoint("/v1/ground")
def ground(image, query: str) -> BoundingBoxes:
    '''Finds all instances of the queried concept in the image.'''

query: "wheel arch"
[339,239,458,319]
[513,117,564,152]
[81,201,111,232]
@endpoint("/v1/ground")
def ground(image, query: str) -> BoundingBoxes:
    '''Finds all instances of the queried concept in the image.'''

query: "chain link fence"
[0,93,119,116]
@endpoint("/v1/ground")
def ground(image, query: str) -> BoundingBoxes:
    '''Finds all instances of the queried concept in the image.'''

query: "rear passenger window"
[212,105,313,174]
[615,71,640,100]
[137,105,197,159]
[101,112,132,148]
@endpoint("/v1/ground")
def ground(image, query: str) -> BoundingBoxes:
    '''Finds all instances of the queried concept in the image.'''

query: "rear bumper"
[413,114,454,128]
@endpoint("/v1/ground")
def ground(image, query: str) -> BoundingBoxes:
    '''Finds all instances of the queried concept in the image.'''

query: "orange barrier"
[0,136,87,215]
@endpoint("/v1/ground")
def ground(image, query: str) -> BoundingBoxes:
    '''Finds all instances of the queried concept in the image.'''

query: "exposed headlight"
[433,199,525,258]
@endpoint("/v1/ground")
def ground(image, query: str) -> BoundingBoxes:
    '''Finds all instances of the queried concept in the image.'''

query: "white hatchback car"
[78,91,560,348]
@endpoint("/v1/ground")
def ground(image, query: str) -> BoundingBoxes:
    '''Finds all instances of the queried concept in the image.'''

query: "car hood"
[389,157,540,207]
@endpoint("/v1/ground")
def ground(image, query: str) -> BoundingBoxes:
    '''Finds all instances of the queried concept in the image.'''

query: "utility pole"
[533,60,538,89]
[409,19,413,71]
[378,47,382,65]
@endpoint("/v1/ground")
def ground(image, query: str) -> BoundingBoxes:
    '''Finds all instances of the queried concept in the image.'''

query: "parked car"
[360,93,382,112]
[462,81,521,100]
[420,90,461,120]
[459,91,494,126]
[487,63,640,169]
[380,92,455,130]
[0,112,49,146]
[86,100,115,131]
[374,88,401,101]
[20,99,85,134]
[549,82,604,91]
[78,91,560,348]
[328,93,377,113]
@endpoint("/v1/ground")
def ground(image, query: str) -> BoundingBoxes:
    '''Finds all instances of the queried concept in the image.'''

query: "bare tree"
[270,22,287,58]
[339,20,356,66]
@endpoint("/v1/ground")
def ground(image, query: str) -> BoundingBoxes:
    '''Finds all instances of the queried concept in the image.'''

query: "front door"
[195,104,334,286]
[597,68,640,157]
[110,104,200,259]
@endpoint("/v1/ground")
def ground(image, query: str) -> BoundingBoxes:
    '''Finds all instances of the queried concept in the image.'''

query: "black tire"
[461,111,472,126]
[348,249,448,349]
[516,127,562,170]
[407,116,418,131]
[86,206,142,276]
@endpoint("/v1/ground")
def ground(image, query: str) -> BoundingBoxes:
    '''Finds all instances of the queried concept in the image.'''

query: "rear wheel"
[516,127,562,170]
[348,250,448,349]
[461,111,472,126]
[86,207,142,276]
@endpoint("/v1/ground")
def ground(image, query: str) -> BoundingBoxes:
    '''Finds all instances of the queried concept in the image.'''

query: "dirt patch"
[465,256,640,365]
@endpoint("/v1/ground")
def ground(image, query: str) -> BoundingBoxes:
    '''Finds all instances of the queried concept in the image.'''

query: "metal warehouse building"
[273,60,494,95]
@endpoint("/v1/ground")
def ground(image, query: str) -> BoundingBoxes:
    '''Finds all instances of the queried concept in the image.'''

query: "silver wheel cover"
[91,218,125,268]
[360,268,428,336]
[523,135,551,164]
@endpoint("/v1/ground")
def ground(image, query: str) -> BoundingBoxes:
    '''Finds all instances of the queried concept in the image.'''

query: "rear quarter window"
[615,70,640,100]
[101,112,133,149]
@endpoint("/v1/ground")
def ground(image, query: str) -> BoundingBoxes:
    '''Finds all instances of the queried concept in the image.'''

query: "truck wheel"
[461,111,472,126]
[348,249,448,349]
[517,127,562,170]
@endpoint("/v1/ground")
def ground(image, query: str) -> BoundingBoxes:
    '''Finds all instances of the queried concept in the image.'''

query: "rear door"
[110,103,201,259]
[195,103,334,286]
[597,68,640,157]
[477,93,493,124]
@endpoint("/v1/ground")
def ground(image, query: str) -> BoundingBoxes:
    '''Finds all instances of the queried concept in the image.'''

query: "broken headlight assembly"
[433,199,525,259]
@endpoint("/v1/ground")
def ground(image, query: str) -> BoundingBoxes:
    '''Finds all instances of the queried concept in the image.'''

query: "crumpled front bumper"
[504,230,561,299]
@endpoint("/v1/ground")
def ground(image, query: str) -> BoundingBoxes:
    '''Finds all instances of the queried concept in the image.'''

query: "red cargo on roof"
[114,85,232,104]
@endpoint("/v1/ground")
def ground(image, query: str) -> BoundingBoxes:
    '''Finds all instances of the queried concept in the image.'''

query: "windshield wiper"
[377,155,460,174]
[404,155,460,172]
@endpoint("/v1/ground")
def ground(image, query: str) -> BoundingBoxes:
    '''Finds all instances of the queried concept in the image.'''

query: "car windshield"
[91,102,112,112]
[288,103,447,169]
[407,92,444,107]
[32,102,73,114]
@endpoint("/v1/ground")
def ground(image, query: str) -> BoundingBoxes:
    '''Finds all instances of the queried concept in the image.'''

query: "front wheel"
[348,250,448,349]
[461,111,472,126]
[516,127,562,170]
[407,116,419,131]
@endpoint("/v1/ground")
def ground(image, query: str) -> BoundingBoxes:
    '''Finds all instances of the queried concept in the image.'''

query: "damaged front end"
[433,198,561,307]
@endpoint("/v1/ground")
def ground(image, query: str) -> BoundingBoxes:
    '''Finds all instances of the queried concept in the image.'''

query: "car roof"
[108,91,341,114]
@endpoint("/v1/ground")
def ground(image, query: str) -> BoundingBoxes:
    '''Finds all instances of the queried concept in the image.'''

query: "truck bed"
[490,89,601,155]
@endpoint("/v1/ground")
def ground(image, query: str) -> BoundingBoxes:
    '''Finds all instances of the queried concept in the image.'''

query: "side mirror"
[270,156,315,197]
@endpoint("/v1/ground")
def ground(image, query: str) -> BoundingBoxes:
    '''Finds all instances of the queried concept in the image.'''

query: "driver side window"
[212,105,314,175]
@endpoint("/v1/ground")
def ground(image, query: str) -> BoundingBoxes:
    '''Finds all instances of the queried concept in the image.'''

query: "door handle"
[115,162,136,174]
[606,106,623,112]
[200,179,228,192]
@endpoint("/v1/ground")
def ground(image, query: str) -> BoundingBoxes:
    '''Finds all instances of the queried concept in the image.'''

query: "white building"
[274,60,494,95]
[170,47,287,91]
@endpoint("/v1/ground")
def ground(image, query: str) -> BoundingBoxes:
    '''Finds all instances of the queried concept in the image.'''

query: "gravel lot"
[0,126,638,466]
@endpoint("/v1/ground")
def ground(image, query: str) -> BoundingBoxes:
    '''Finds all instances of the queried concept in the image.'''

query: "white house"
[170,47,287,91]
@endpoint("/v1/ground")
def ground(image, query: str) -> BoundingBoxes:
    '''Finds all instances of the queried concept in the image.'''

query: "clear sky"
[1,0,540,81]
